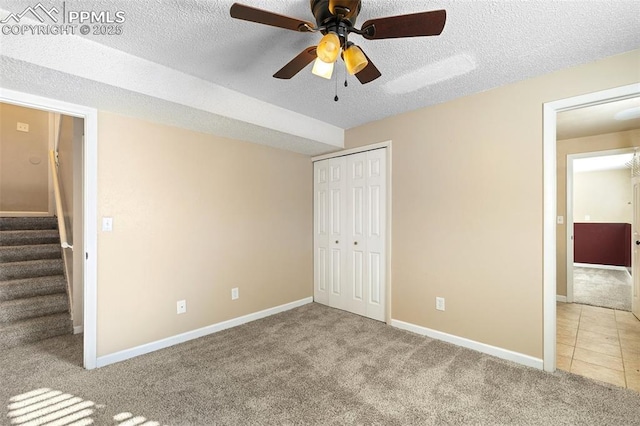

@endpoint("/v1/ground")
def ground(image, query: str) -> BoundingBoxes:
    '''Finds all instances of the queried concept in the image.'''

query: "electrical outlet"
[17,122,29,132]
[231,287,239,300]
[177,300,186,314]
[435,297,445,311]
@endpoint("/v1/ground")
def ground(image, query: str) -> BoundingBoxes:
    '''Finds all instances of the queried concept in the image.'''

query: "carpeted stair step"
[0,293,69,323]
[0,312,72,350]
[0,259,64,281]
[0,216,72,348]
[0,230,60,246]
[0,275,67,302]
[0,244,61,263]
[0,216,58,231]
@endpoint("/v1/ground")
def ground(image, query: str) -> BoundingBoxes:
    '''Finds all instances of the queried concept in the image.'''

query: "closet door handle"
[335,240,339,244]
[354,241,358,245]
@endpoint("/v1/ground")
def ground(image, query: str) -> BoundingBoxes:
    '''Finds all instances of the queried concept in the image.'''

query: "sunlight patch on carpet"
[7,388,165,426]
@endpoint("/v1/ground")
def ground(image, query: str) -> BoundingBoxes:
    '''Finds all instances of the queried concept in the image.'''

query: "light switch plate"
[102,217,113,232]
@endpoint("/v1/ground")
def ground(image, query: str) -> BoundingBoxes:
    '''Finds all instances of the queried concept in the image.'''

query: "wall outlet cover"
[231,288,239,300]
[435,297,445,311]
[177,300,187,314]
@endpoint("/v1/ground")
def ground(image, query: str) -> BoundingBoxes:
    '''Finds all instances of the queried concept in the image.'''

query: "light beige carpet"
[574,266,632,311]
[1,303,639,425]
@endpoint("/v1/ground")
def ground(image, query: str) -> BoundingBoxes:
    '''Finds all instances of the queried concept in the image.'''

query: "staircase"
[0,216,73,349]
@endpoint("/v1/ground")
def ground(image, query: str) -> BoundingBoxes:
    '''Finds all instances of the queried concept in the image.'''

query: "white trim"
[311,140,391,162]
[556,295,567,303]
[74,326,84,335]
[0,87,99,370]
[543,83,640,373]
[566,155,575,304]
[574,262,629,271]
[96,297,313,368]
[391,319,543,370]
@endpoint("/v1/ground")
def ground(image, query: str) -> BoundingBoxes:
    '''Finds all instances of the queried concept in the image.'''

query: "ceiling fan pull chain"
[334,63,339,101]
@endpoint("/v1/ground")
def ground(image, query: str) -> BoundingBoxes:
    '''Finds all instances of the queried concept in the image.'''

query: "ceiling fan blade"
[361,9,446,40]
[273,47,318,79]
[354,50,381,84]
[230,3,315,32]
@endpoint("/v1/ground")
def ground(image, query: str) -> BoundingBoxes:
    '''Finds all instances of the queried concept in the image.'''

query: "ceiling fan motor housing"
[311,0,361,34]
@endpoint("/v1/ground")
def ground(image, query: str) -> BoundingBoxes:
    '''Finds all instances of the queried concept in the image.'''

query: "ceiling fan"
[230,0,446,85]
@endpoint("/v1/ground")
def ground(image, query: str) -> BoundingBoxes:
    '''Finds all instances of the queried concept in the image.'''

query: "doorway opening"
[0,88,98,369]
[544,83,640,389]
[1,102,85,355]
[566,149,635,312]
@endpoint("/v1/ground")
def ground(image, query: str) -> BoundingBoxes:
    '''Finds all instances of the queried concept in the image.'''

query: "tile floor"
[557,302,640,391]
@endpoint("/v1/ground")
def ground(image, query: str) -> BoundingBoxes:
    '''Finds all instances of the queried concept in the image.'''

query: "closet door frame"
[312,141,392,323]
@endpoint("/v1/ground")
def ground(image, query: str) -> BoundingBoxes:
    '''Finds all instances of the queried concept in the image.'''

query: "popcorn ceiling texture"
[1,0,639,154]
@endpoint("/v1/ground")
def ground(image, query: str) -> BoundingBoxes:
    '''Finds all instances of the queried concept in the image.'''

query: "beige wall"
[57,114,85,327]
[58,115,74,238]
[0,103,50,212]
[556,129,640,296]
[345,49,640,358]
[573,168,632,223]
[72,116,84,328]
[97,112,312,356]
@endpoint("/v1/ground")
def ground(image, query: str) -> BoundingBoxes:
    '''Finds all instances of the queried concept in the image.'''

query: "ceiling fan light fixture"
[344,44,368,75]
[312,57,334,79]
[317,32,341,63]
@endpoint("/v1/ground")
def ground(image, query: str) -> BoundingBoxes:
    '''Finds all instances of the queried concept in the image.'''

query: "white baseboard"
[574,263,628,271]
[96,297,313,368]
[73,325,83,334]
[390,319,543,370]
[556,295,567,303]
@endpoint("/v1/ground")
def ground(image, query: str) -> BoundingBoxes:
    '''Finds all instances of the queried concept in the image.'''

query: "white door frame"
[543,83,640,372]
[566,148,636,303]
[312,141,393,323]
[0,88,98,370]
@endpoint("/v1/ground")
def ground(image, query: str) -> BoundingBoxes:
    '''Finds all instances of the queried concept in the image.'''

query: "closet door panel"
[364,149,386,321]
[314,160,330,305]
[346,152,367,315]
[328,157,347,310]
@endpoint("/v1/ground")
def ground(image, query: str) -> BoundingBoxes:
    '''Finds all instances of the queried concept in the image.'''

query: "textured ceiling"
[1,0,639,155]
[557,97,640,140]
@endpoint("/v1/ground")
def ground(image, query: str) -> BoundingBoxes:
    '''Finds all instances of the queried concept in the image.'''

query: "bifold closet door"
[314,156,347,310]
[345,149,386,321]
[314,148,386,322]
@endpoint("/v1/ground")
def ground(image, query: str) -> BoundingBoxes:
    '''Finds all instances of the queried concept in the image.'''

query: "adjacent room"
[1,0,639,424]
